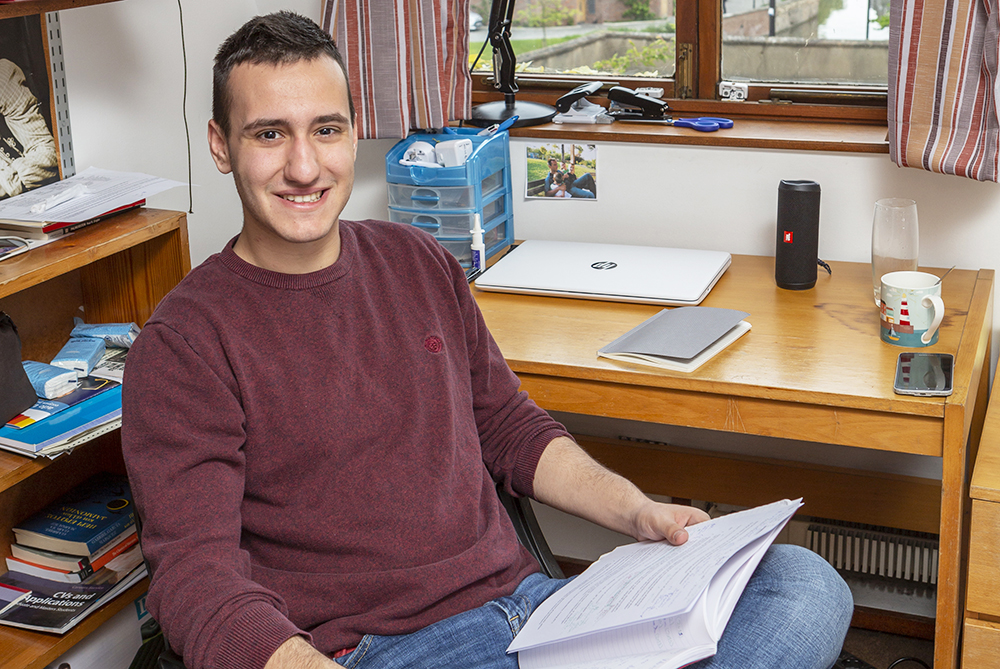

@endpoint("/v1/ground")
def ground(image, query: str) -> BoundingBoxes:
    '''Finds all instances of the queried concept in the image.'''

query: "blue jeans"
[337,544,852,669]
[568,172,596,198]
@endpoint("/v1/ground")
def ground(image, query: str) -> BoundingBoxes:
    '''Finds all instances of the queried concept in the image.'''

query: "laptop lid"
[474,240,732,306]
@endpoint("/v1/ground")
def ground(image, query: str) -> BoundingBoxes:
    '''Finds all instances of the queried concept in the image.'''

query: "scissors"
[669,117,734,132]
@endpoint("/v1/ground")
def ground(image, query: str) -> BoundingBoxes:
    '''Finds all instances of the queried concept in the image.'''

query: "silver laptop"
[475,240,732,306]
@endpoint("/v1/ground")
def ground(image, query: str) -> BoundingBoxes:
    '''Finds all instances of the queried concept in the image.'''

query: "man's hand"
[628,499,710,546]
[264,636,344,669]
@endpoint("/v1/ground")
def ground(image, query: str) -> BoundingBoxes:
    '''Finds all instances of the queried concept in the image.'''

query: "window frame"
[469,0,890,131]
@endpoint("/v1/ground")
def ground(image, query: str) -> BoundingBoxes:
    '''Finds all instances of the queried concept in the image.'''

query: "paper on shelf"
[0,167,185,224]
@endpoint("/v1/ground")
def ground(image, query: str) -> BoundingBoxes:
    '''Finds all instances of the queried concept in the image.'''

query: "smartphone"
[894,352,954,396]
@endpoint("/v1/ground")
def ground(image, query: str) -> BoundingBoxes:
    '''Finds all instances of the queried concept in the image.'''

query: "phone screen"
[894,352,954,396]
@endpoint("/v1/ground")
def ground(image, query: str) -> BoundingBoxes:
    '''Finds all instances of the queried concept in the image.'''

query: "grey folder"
[474,240,732,306]
[598,307,751,372]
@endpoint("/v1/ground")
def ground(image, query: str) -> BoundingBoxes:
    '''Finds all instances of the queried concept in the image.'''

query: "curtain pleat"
[323,0,472,140]
[888,0,1000,181]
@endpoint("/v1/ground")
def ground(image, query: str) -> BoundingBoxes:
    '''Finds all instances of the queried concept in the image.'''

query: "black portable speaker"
[774,180,821,290]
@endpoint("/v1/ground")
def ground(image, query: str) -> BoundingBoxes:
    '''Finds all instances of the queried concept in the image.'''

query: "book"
[11,525,137,570]
[598,307,751,373]
[507,499,802,669]
[0,385,122,455]
[0,200,145,240]
[85,544,145,586]
[12,472,135,557]
[0,562,146,634]
[6,376,120,429]
[7,528,139,583]
[91,346,129,382]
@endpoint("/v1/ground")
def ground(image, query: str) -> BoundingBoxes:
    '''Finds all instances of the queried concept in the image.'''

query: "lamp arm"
[486,0,518,95]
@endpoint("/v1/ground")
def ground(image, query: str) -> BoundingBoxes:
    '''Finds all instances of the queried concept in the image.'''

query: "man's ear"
[207,120,233,174]
[351,116,359,159]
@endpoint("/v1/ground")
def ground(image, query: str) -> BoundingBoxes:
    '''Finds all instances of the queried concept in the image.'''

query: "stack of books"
[0,381,122,458]
[0,473,146,634]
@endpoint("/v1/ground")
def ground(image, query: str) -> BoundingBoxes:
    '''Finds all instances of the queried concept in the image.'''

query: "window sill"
[508,116,888,153]
[478,93,889,154]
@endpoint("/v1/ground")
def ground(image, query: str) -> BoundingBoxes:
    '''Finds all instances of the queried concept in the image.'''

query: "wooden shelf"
[0,207,189,669]
[0,0,121,20]
[0,578,149,669]
[0,208,188,300]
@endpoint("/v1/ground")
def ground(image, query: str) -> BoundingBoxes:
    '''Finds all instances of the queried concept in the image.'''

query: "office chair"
[140,486,564,669]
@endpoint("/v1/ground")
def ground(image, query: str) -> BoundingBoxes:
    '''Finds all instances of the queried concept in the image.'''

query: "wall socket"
[719,81,749,101]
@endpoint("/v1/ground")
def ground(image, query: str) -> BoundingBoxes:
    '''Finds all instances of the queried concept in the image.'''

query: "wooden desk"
[474,254,994,669]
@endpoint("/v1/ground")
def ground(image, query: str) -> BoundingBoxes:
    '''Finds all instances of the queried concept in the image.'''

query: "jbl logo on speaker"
[783,231,793,243]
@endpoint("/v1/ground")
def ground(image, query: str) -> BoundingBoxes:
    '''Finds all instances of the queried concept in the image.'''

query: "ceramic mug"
[879,271,944,346]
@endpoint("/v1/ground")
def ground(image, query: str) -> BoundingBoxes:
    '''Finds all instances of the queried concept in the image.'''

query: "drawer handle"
[410,189,441,205]
[411,216,441,231]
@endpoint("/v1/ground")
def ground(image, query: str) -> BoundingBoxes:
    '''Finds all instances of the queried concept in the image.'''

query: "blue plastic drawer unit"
[385,127,514,268]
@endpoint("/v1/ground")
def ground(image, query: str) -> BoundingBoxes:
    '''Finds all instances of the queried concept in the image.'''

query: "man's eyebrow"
[314,113,351,126]
[242,113,351,134]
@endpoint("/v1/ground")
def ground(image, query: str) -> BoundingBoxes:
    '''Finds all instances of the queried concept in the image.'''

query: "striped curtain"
[888,0,1000,181]
[323,0,472,139]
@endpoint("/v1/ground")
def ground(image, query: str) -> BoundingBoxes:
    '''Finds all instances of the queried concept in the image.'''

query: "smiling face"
[208,55,358,273]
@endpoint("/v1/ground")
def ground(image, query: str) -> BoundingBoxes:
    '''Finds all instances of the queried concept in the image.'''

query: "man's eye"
[259,130,280,140]
[318,127,340,136]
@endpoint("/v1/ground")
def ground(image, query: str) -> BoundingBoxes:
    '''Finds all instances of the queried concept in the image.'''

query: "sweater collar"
[219,222,356,289]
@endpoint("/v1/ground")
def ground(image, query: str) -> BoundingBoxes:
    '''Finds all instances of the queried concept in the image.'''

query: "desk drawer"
[967,499,1000,616]
[963,618,1000,669]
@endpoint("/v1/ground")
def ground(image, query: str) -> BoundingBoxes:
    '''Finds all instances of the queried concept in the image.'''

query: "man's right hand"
[264,635,345,668]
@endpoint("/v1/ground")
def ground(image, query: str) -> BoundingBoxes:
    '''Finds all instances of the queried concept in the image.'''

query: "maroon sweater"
[122,220,570,669]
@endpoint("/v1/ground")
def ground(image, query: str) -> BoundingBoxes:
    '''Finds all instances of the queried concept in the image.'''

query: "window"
[469,0,889,120]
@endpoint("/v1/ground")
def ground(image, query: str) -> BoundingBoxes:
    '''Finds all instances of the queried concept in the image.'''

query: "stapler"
[552,81,613,124]
[606,86,670,121]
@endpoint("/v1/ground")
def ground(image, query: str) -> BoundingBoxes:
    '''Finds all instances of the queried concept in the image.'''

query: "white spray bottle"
[470,213,486,272]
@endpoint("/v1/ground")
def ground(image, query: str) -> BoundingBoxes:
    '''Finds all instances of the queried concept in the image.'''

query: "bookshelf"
[0,0,121,20]
[0,208,189,669]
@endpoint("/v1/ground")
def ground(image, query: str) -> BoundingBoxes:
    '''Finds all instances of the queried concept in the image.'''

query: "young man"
[122,12,853,669]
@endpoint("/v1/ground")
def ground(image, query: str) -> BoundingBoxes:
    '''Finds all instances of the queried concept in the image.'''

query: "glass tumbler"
[871,198,919,307]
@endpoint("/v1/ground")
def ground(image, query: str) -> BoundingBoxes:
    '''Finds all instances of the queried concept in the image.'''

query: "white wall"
[59,0,1000,559]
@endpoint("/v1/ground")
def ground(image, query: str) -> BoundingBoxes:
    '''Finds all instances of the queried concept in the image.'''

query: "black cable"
[177,0,193,214]
[818,258,832,275]
[886,658,931,669]
[469,33,490,76]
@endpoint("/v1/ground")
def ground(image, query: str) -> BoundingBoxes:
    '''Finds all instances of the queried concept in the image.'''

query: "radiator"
[803,521,939,585]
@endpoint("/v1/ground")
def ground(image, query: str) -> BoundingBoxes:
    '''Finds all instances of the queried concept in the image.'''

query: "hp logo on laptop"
[591,261,618,270]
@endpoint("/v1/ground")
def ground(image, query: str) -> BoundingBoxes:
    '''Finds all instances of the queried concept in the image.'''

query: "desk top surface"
[473,254,993,419]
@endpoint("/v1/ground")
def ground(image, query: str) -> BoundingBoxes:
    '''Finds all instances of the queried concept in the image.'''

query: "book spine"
[84,514,136,555]
[40,200,146,234]
[90,531,139,570]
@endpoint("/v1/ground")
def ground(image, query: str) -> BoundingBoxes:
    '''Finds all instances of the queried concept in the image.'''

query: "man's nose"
[285,137,321,184]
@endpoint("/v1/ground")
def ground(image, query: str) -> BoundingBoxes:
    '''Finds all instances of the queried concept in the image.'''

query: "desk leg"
[935,407,970,669]
[936,365,990,669]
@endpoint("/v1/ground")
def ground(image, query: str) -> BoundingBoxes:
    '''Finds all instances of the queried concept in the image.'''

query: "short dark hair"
[213,11,356,136]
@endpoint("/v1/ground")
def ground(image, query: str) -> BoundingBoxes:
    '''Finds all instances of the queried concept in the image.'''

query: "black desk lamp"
[469,0,556,127]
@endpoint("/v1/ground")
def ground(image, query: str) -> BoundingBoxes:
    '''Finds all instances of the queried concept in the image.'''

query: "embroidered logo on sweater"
[424,336,443,353]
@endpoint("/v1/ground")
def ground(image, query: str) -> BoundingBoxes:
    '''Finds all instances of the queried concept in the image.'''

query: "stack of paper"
[508,499,802,669]
[598,307,751,372]
[0,167,184,240]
